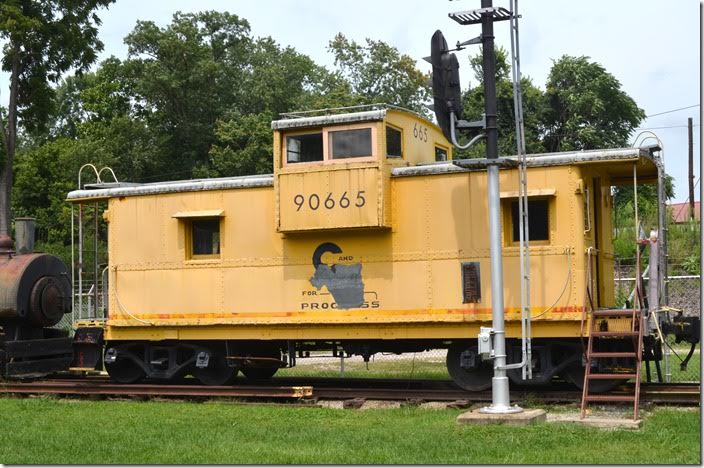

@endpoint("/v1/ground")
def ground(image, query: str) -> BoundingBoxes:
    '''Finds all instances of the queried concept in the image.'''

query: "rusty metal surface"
[0,253,71,326]
[0,253,36,318]
[0,380,313,399]
[0,377,697,405]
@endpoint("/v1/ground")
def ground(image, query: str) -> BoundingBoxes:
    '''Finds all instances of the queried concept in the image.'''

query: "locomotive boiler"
[0,222,73,379]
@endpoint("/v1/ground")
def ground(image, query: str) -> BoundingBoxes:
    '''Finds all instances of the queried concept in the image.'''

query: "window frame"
[385,124,404,159]
[282,130,325,167]
[184,217,223,261]
[434,145,449,162]
[282,123,378,167]
[502,196,553,247]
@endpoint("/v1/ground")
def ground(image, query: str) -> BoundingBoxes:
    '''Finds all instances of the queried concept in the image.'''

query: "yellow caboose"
[67,105,659,389]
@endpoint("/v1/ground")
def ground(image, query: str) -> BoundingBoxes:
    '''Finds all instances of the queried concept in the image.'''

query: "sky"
[5,0,704,201]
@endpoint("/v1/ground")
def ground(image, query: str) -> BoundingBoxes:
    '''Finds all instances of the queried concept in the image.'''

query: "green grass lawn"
[663,345,701,382]
[0,397,699,464]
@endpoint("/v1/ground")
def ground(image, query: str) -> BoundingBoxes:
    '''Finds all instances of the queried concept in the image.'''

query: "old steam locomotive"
[0,219,72,379]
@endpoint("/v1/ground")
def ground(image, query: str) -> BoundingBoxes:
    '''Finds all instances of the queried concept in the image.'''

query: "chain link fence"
[615,268,701,383]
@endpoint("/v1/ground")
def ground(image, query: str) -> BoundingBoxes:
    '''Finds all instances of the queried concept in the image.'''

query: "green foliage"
[0,0,115,133]
[460,47,547,158]
[206,112,273,177]
[668,221,701,272]
[460,50,646,158]
[239,37,329,116]
[543,56,645,152]
[12,137,110,244]
[0,0,115,235]
[682,252,700,274]
[328,33,431,116]
[123,11,252,178]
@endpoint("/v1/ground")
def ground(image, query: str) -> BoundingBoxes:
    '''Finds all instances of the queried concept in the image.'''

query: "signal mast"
[429,0,531,414]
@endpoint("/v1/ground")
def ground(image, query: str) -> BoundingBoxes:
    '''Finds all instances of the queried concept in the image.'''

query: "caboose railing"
[71,164,116,325]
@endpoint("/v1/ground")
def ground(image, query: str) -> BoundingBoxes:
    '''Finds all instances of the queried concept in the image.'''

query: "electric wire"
[113,266,152,325]
[646,104,700,118]
[580,246,596,340]
[634,124,700,131]
[532,248,572,319]
[670,176,700,221]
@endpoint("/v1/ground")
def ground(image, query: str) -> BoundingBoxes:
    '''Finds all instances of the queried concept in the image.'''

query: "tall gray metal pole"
[688,117,694,221]
[479,0,520,414]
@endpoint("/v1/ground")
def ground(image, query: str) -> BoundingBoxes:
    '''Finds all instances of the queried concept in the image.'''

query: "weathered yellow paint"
[104,320,585,341]
[70,107,659,343]
[382,109,452,164]
[277,164,385,231]
[172,209,224,218]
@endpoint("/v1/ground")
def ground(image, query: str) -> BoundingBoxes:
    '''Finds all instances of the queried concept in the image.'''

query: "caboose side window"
[329,128,372,159]
[190,219,220,258]
[386,126,402,158]
[510,199,549,242]
[286,133,323,163]
[435,146,448,162]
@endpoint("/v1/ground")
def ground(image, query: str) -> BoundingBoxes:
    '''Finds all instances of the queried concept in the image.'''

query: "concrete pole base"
[457,408,547,426]
[479,404,524,414]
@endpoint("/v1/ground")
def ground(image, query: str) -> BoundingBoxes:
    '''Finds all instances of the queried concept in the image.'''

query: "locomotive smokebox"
[0,248,71,327]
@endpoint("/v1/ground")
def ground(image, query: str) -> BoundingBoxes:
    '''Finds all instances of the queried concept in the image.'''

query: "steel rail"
[312,385,700,405]
[0,378,697,405]
[0,380,312,399]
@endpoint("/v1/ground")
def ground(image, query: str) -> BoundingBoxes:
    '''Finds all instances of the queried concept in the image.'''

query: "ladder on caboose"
[580,307,645,420]
[580,241,648,421]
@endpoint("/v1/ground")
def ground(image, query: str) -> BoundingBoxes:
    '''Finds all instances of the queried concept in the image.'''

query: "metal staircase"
[580,241,648,421]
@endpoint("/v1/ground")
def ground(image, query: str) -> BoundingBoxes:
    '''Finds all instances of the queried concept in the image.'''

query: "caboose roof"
[271,104,434,131]
[271,109,387,131]
[66,146,661,202]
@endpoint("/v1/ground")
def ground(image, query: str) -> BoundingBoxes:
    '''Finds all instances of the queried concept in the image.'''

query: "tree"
[543,55,645,152]
[0,0,114,236]
[328,33,431,116]
[207,112,273,177]
[460,47,546,158]
[238,37,331,117]
[122,12,335,179]
[123,11,252,180]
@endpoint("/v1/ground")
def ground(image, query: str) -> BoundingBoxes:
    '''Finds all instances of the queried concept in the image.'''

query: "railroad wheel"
[446,344,492,391]
[560,364,627,393]
[194,352,237,386]
[105,358,145,384]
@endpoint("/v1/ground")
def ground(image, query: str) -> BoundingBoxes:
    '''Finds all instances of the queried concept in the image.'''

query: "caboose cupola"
[272,105,451,233]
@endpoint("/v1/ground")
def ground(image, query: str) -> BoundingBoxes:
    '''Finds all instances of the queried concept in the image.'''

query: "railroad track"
[0,377,699,405]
